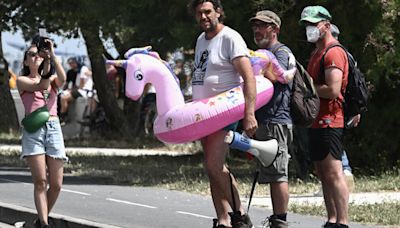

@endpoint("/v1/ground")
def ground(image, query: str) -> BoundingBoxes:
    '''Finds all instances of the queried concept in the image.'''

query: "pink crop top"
[20,82,58,116]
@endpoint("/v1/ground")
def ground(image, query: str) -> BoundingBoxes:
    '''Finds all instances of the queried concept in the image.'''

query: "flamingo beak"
[106,60,128,69]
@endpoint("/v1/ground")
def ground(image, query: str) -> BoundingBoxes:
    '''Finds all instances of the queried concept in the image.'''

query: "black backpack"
[272,44,320,127]
[320,44,368,127]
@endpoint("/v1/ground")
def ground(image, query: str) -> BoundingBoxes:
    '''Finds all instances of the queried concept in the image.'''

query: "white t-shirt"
[192,26,249,100]
[75,66,94,97]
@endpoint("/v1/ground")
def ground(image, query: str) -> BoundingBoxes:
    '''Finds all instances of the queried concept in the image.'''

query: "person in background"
[59,56,93,125]
[63,57,79,91]
[249,9,295,228]
[57,58,78,116]
[17,39,67,228]
[8,68,18,89]
[330,24,355,193]
[189,0,257,227]
[169,49,193,100]
[300,6,354,228]
[172,51,189,91]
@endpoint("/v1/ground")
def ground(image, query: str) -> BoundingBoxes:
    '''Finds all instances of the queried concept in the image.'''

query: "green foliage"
[343,0,400,172]
[2,0,399,171]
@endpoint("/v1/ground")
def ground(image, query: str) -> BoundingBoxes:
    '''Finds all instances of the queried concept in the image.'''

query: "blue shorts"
[223,121,239,132]
[21,117,68,162]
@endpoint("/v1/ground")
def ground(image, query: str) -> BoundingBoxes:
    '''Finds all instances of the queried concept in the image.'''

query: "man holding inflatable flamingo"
[189,0,257,227]
[250,10,295,228]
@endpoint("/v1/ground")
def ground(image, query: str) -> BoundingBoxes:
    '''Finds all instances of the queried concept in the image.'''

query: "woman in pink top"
[17,39,66,228]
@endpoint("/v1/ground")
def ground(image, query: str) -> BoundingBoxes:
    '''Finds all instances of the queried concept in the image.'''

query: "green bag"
[22,105,50,133]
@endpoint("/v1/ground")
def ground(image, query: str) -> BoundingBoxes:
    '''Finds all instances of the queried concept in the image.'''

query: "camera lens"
[38,37,50,50]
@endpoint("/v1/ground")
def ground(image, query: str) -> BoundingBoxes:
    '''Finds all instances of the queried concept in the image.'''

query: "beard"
[254,37,270,48]
[201,18,218,33]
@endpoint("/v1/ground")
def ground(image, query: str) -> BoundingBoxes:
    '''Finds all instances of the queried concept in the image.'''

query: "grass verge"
[290,202,400,227]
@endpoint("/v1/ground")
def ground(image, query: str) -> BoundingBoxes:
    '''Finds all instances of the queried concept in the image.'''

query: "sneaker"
[59,113,68,126]
[212,218,229,228]
[59,116,68,126]
[262,215,288,228]
[14,221,25,228]
[229,211,253,228]
[314,186,323,197]
[34,219,41,228]
[34,219,50,228]
[322,221,337,228]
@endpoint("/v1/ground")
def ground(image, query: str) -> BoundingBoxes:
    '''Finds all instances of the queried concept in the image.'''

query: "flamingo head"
[106,56,146,101]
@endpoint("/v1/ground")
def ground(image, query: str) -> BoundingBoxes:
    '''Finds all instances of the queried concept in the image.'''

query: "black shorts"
[309,128,344,161]
[71,88,82,99]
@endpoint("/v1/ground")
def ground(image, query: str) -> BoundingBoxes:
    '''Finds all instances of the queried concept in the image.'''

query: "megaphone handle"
[241,131,250,154]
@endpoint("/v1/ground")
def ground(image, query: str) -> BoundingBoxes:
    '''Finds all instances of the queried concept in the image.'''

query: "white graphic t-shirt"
[75,66,94,97]
[192,26,249,100]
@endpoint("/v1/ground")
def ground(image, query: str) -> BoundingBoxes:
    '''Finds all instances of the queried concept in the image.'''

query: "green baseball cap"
[299,6,332,24]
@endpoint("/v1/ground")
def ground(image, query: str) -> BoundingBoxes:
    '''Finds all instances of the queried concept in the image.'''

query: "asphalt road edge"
[0,201,120,228]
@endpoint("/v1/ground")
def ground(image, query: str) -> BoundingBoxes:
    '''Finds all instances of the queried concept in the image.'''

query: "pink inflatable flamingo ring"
[106,46,296,144]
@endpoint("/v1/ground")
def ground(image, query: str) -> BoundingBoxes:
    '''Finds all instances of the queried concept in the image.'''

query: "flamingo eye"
[134,70,143,81]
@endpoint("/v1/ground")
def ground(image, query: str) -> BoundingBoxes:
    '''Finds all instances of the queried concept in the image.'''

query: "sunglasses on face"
[27,51,39,58]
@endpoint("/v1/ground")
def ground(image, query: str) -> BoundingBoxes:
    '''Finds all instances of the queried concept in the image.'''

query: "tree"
[0,1,27,133]
[5,0,141,138]
[3,0,399,171]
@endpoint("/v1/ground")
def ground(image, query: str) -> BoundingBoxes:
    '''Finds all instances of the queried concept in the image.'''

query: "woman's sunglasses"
[27,51,39,58]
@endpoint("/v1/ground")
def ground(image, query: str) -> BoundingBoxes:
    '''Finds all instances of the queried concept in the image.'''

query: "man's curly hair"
[188,0,225,22]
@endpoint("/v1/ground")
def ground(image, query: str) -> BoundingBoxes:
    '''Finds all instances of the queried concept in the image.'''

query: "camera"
[37,36,50,50]
[35,28,51,50]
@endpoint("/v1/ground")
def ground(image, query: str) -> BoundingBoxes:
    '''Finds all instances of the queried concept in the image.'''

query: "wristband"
[41,71,52,79]
[40,63,55,79]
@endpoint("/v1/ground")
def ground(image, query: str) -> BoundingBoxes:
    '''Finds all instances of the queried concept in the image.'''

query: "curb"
[0,144,195,157]
[244,191,400,209]
[0,202,120,228]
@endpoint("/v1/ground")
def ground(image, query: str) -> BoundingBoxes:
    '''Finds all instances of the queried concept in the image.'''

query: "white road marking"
[61,188,91,196]
[0,178,23,183]
[0,178,30,186]
[176,210,214,219]
[106,198,157,209]
[0,178,91,196]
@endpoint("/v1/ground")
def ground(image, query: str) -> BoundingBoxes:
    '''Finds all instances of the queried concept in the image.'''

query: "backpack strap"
[319,43,349,108]
[319,43,347,84]
[269,43,292,116]
[271,43,286,55]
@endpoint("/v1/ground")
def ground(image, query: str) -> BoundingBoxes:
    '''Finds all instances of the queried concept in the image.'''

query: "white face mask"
[306,25,320,43]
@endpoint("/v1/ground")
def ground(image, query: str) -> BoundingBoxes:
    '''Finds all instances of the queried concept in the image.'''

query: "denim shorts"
[21,117,68,162]
[223,121,239,132]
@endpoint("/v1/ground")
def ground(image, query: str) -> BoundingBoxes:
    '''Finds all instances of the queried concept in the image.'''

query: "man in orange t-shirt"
[300,6,354,228]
